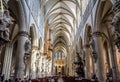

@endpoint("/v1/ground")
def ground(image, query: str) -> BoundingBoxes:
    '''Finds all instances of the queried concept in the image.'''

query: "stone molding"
[18,31,30,38]
[92,31,103,37]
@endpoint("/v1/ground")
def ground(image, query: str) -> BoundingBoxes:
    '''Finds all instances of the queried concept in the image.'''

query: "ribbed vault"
[43,0,82,55]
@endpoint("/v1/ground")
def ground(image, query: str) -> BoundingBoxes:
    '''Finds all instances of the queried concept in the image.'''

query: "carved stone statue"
[0,9,12,54]
[74,52,85,77]
[24,40,31,55]
[0,21,10,41]
[24,40,31,74]
[0,10,12,42]
[89,38,97,62]
[24,40,31,65]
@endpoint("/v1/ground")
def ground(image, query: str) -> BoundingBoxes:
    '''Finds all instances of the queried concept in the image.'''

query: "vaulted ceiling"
[43,0,82,53]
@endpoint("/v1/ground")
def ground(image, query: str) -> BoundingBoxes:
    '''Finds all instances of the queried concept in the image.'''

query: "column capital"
[18,31,30,38]
[92,31,103,37]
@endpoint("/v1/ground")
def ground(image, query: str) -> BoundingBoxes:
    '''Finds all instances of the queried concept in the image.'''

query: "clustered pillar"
[2,44,13,80]
[15,31,29,79]
[84,44,91,79]
[111,0,120,79]
[93,32,106,82]
[30,46,38,79]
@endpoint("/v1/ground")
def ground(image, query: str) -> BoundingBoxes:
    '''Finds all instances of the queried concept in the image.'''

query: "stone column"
[37,55,41,77]
[0,44,5,55]
[25,59,30,78]
[41,55,44,77]
[110,45,119,79]
[2,43,13,80]
[66,54,69,75]
[15,31,29,79]
[69,52,74,76]
[37,55,41,78]
[51,52,54,75]
[84,44,91,79]
[49,60,52,75]
[93,31,106,82]
[36,56,40,78]
[91,56,95,74]
[72,50,77,76]
[44,57,46,76]
[67,49,70,76]
[43,57,47,76]
[111,0,120,79]
[30,46,38,79]
[41,56,44,77]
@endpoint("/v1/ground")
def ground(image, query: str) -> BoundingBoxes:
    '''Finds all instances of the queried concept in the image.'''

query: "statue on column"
[89,37,97,62]
[24,40,31,56]
[74,52,85,77]
[24,39,31,63]
[0,10,12,42]
[24,40,31,75]
[0,9,12,54]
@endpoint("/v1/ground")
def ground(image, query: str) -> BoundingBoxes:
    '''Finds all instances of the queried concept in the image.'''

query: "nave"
[0,0,120,82]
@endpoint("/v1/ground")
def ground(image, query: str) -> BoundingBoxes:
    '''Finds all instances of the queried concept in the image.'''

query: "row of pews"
[30,76,120,82]
[31,76,94,82]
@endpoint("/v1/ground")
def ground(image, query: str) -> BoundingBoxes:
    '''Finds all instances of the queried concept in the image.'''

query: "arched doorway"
[84,25,95,79]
